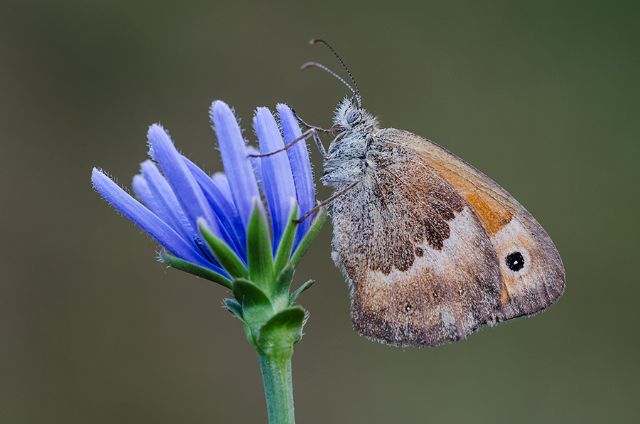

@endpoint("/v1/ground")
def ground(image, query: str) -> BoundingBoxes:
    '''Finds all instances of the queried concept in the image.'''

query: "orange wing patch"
[465,192,512,236]
[425,164,512,236]
[424,164,514,305]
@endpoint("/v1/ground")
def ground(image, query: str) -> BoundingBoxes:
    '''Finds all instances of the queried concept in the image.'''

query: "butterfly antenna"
[305,39,362,107]
[301,61,357,97]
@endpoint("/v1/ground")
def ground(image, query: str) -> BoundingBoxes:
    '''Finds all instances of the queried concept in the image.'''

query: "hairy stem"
[259,353,295,424]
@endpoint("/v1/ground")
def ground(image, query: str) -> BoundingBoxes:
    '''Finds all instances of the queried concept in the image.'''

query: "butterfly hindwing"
[387,129,566,321]
[330,128,565,347]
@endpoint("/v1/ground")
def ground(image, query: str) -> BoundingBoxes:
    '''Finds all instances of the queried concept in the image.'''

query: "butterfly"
[263,40,565,347]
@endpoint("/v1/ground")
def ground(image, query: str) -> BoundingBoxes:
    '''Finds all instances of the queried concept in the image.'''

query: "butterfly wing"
[391,129,566,320]
[330,128,565,347]
[330,131,503,347]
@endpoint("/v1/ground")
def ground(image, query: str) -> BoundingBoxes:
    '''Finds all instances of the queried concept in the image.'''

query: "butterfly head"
[332,97,378,136]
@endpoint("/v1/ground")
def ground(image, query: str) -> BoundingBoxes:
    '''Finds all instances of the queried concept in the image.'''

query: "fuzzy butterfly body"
[323,98,565,347]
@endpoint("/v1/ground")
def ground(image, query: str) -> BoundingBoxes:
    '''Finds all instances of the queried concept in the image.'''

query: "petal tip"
[91,167,108,186]
[139,159,154,172]
[254,106,271,118]
[276,103,291,114]
[147,123,168,141]
[211,100,232,117]
[131,174,145,185]
[253,107,276,132]
[147,124,175,159]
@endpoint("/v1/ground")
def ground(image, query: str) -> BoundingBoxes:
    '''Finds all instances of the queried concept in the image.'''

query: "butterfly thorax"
[322,99,380,186]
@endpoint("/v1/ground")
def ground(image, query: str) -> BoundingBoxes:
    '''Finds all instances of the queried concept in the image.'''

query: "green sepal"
[272,263,295,310]
[256,306,306,359]
[274,263,295,299]
[247,199,274,290]
[160,251,232,289]
[290,207,327,268]
[289,280,315,305]
[273,201,299,275]
[198,218,248,279]
[223,298,243,321]
[232,278,273,326]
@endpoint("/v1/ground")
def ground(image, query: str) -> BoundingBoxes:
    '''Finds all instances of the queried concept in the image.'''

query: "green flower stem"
[222,206,326,424]
[259,352,295,424]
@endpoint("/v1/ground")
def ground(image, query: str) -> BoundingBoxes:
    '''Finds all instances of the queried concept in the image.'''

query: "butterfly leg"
[291,108,333,134]
[249,126,329,159]
[248,127,321,158]
[310,128,328,158]
[294,180,359,223]
[292,109,334,158]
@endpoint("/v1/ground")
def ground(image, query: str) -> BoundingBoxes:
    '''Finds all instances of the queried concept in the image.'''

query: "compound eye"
[346,109,361,125]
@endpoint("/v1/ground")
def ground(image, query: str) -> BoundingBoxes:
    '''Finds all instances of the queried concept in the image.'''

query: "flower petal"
[91,168,210,268]
[212,172,234,205]
[246,146,263,188]
[254,107,297,248]
[277,104,315,245]
[183,156,246,259]
[139,160,195,243]
[210,100,261,230]
[147,124,220,237]
[131,174,164,218]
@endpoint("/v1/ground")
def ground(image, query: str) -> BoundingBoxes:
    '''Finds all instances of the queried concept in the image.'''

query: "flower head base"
[92,101,324,298]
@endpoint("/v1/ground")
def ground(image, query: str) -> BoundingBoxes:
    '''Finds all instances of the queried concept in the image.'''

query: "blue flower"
[92,100,317,287]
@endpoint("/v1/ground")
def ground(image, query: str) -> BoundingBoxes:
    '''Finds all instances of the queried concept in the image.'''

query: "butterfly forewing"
[331,131,502,346]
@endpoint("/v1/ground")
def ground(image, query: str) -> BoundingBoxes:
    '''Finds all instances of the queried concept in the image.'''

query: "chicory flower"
[92,99,326,424]
[91,100,321,289]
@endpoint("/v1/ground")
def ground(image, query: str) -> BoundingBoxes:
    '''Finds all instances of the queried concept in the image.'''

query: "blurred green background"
[1,0,638,422]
